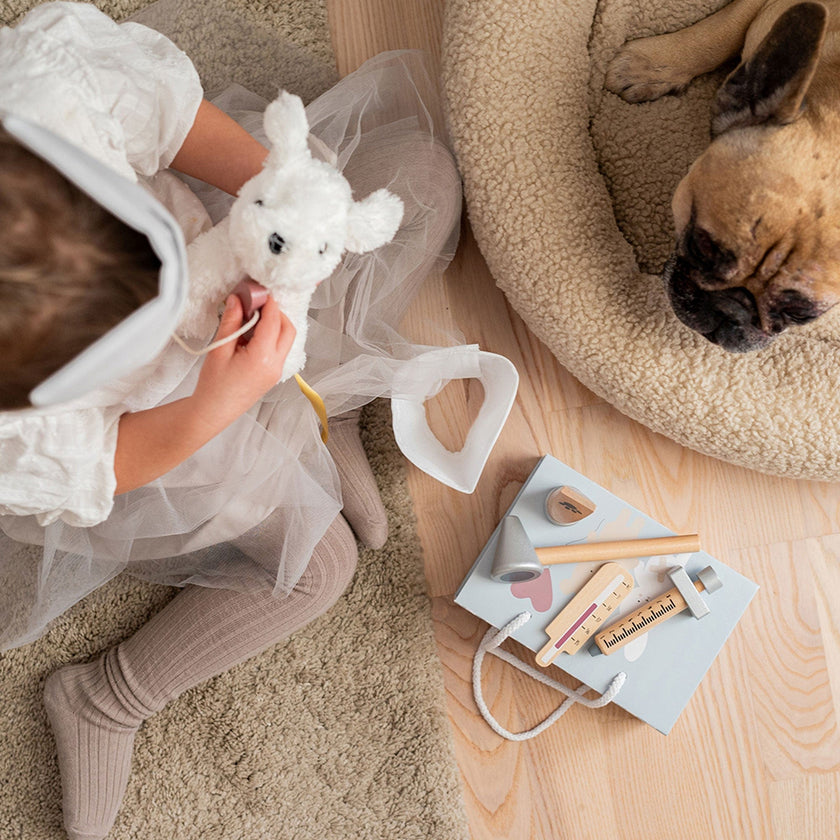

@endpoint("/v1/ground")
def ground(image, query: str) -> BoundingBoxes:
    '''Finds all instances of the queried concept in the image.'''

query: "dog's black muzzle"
[663,254,775,352]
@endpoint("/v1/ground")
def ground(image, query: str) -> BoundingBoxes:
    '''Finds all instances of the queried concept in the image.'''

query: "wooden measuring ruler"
[535,562,634,667]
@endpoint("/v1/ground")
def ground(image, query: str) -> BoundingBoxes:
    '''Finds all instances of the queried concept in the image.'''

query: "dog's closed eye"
[769,288,821,328]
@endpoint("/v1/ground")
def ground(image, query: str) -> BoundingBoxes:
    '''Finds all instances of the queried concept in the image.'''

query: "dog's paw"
[605,40,693,103]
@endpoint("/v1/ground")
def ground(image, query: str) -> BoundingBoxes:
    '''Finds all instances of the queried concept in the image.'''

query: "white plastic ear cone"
[390,347,518,493]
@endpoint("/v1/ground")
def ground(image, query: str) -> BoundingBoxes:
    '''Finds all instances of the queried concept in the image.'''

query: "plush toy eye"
[254,199,263,206]
[319,243,328,255]
[268,232,286,254]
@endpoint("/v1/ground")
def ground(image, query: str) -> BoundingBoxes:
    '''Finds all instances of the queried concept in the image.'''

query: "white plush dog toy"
[179,90,404,381]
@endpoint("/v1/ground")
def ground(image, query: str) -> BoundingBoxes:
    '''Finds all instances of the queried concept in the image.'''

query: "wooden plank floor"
[327,2,840,837]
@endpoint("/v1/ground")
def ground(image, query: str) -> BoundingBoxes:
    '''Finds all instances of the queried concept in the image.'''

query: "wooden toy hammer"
[489,515,701,583]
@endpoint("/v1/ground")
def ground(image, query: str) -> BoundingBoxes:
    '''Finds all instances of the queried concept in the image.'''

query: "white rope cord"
[171,311,261,356]
[472,612,627,741]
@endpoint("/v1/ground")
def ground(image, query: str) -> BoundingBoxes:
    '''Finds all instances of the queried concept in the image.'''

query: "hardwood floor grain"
[327,2,840,837]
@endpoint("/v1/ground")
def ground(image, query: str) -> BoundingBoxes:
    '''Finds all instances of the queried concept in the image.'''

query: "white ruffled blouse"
[0,1,204,527]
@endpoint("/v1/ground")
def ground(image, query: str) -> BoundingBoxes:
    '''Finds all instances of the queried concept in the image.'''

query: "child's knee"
[377,136,461,259]
[303,514,359,611]
[408,137,460,209]
[345,135,461,226]
[412,139,462,248]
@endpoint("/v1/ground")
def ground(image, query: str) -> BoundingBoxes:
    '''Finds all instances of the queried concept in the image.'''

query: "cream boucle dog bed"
[442,0,840,481]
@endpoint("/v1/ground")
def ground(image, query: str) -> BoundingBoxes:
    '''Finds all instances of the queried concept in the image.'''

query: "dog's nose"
[665,256,772,351]
[268,233,286,255]
[715,287,757,325]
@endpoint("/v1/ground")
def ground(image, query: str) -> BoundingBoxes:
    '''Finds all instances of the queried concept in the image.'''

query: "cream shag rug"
[0,2,469,838]
[442,0,840,481]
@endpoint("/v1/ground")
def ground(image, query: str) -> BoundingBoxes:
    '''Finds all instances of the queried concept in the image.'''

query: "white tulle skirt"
[0,46,462,650]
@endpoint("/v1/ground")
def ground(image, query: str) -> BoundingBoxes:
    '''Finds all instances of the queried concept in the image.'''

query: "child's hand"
[192,293,296,424]
[115,294,296,494]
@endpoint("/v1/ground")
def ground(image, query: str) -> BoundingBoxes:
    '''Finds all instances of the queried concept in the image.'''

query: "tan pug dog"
[605,0,840,352]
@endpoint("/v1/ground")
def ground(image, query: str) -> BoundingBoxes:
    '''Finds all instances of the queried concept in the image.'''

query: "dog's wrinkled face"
[663,1,840,352]
[666,131,840,352]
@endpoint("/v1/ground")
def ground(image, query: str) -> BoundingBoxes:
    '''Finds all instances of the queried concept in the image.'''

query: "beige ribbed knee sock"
[43,656,143,840]
[327,407,388,549]
[44,515,357,840]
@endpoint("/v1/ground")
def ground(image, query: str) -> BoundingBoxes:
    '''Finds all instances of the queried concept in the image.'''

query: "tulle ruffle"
[0,46,462,650]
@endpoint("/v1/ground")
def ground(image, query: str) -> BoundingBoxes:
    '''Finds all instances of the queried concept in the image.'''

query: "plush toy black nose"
[268,233,286,254]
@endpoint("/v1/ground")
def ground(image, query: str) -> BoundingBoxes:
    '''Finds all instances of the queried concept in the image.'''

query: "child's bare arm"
[113,295,295,494]
[170,99,269,195]
[113,99,290,494]
[113,100,282,493]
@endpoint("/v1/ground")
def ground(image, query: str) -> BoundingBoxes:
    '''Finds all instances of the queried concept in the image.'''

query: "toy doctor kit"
[456,454,758,736]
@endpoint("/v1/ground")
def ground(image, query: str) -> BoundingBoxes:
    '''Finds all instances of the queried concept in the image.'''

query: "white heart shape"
[391,348,518,493]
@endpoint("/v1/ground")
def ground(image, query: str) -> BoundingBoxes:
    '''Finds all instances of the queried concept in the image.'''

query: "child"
[0,3,462,838]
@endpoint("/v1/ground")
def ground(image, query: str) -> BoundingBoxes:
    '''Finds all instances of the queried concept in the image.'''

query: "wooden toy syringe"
[593,565,723,655]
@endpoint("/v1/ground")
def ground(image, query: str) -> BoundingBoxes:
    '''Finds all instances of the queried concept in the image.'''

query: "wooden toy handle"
[534,534,701,565]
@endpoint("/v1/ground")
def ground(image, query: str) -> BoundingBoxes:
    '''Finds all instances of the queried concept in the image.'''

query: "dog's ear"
[711,2,827,136]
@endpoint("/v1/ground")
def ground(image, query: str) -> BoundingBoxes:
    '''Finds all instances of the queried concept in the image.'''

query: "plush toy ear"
[263,90,312,164]
[711,2,827,137]
[345,189,404,254]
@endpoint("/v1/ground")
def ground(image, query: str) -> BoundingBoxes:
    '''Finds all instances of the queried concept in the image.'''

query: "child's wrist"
[187,389,241,438]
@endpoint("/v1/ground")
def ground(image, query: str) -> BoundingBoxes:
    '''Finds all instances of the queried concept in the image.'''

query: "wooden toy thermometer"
[535,562,634,667]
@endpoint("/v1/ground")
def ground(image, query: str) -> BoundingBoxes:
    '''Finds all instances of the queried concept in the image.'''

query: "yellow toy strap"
[294,373,329,443]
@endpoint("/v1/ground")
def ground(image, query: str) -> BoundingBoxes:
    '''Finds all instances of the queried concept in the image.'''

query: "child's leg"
[44,514,357,840]
[326,135,462,549]
[326,406,389,549]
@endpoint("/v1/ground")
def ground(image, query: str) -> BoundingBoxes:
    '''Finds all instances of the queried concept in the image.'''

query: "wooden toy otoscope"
[489,515,701,583]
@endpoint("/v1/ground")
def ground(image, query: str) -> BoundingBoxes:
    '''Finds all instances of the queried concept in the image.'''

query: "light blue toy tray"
[455,454,758,734]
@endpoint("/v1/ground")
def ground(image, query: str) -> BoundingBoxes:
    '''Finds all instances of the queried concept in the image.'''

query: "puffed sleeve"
[108,18,205,174]
[0,405,123,528]
[0,2,203,178]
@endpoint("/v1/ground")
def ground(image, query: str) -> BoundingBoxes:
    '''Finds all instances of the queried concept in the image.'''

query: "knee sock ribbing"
[45,515,357,840]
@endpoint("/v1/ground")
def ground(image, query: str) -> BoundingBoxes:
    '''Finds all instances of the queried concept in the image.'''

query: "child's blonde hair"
[0,128,161,409]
